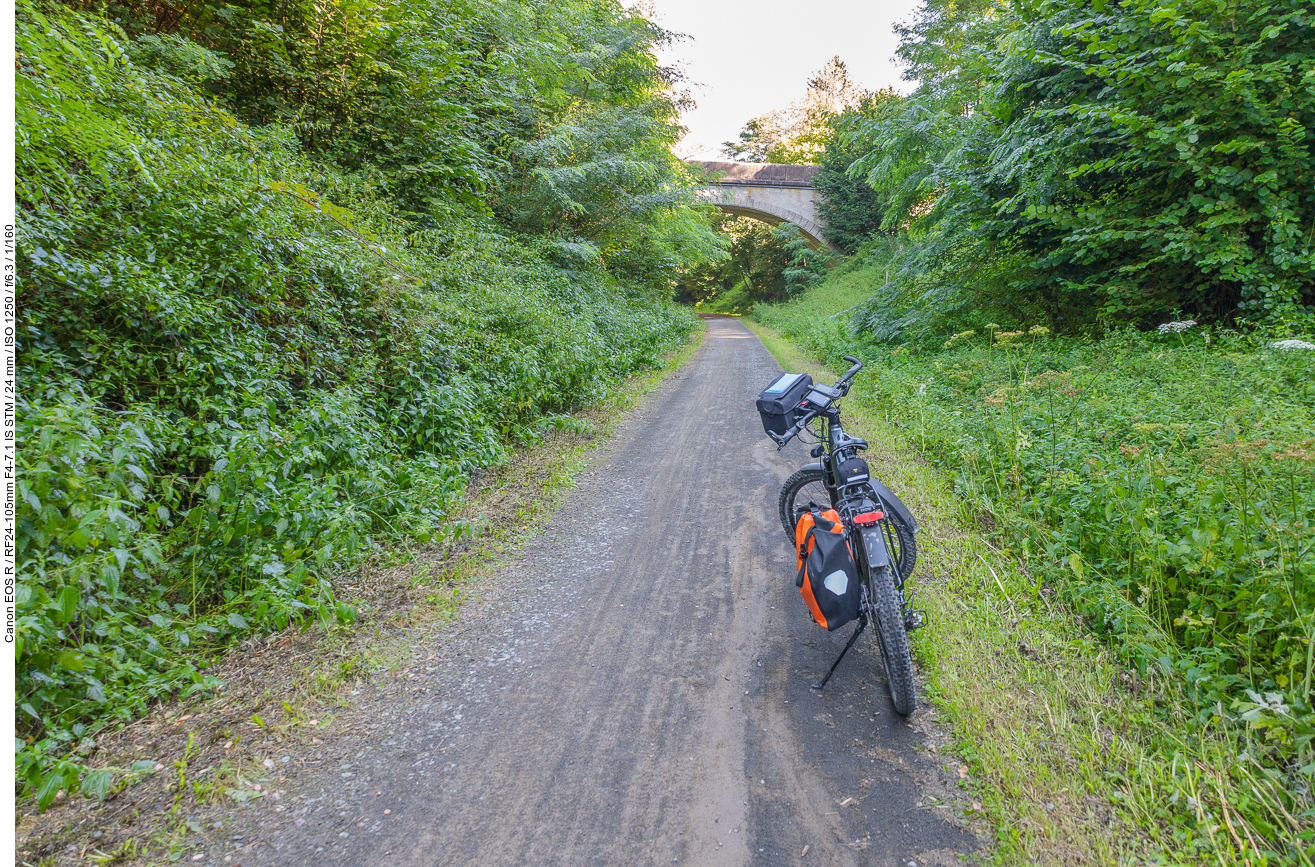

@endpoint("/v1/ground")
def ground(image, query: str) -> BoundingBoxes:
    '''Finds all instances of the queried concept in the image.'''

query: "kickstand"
[811,615,867,691]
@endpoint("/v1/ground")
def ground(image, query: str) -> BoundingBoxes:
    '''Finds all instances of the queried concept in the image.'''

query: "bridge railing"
[688,160,820,189]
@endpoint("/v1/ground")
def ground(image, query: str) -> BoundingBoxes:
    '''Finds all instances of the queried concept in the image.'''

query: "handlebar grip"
[837,355,863,389]
[773,410,817,448]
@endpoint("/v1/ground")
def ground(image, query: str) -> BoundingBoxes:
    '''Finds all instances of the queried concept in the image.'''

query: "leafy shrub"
[836,0,1315,336]
[673,215,788,310]
[16,0,697,807]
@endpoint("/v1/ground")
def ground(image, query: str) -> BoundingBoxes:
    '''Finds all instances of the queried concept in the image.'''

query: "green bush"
[674,215,788,310]
[16,0,697,807]
[836,0,1314,337]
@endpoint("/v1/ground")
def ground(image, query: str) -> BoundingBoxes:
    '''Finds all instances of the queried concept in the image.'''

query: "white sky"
[644,0,925,160]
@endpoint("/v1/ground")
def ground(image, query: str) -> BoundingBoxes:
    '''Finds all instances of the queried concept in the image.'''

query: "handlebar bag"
[757,373,813,436]
[794,506,861,630]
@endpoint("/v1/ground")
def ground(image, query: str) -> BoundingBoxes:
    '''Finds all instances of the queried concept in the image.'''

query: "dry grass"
[746,319,1310,867]
[15,325,707,867]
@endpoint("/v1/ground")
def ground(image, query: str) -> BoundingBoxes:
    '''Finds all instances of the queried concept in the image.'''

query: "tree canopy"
[832,0,1314,342]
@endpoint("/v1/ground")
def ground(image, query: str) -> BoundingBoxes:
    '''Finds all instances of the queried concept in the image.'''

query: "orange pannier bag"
[794,507,860,630]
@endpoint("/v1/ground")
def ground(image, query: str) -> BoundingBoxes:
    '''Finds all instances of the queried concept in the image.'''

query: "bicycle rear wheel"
[867,564,917,715]
[881,512,918,585]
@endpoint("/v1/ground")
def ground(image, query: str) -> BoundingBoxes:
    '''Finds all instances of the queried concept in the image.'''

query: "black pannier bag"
[757,372,813,436]
[794,507,862,630]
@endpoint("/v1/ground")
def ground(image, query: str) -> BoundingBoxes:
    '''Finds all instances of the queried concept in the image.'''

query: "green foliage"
[124,32,233,82]
[839,0,1314,338]
[673,215,788,311]
[17,0,702,807]
[671,216,832,313]
[755,258,1315,857]
[78,0,718,251]
[773,224,832,295]
[813,92,898,254]
[499,107,718,285]
[1009,0,1315,322]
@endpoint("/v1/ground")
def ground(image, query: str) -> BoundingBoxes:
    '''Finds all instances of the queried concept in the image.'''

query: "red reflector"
[853,511,885,525]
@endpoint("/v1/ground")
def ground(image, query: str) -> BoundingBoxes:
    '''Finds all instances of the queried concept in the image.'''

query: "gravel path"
[233,316,977,866]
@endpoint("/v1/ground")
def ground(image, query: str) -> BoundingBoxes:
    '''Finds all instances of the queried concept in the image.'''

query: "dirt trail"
[233,316,977,866]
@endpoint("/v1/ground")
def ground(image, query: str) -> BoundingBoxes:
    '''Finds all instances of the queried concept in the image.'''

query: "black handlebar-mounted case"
[756,372,813,436]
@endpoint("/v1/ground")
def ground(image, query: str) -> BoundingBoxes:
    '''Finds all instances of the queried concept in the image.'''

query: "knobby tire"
[868,564,918,715]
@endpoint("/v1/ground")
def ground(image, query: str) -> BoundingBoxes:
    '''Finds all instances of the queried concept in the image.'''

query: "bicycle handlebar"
[769,356,865,450]
[836,356,863,392]
[770,407,819,449]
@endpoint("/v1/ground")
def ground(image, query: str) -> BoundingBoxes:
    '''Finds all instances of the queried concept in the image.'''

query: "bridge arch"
[689,161,833,250]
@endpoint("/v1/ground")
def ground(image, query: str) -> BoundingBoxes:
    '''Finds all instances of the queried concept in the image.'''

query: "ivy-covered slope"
[16,0,706,803]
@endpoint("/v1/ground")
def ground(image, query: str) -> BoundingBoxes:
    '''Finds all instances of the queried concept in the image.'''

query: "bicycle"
[759,356,925,715]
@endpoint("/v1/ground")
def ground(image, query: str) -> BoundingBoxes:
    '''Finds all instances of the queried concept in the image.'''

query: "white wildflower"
[1269,339,1315,351]
[1157,320,1198,334]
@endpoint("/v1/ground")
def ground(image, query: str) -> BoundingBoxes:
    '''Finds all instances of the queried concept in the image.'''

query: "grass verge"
[746,317,1308,866]
[15,324,707,867]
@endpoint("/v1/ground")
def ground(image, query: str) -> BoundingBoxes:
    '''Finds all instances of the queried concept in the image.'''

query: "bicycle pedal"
[904,609,928,631]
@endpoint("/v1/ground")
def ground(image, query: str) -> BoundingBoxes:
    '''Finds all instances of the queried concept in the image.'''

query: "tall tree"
[814,90,901,253]
[722,56,865,164]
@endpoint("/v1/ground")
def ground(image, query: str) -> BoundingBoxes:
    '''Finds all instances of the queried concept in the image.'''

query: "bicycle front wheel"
[778,468,834,539]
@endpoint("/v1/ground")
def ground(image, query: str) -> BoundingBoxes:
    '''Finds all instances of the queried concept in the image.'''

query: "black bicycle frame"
[802,407,918,532]
[804,406,902,690]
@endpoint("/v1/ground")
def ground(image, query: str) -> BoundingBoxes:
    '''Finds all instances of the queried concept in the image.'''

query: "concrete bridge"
[689,161,832,249]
